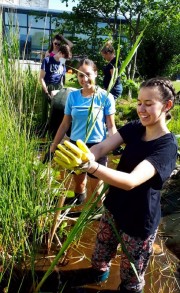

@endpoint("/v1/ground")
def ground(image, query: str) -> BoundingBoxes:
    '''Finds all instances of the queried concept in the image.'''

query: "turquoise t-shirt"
[64,87,115,143]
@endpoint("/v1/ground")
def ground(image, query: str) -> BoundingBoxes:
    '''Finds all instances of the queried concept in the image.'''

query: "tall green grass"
[0,25,67,291]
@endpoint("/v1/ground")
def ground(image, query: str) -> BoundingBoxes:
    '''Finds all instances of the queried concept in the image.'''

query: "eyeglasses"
[54,42,60,46]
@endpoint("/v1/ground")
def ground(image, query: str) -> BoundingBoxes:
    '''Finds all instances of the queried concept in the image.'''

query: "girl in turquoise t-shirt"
[49,58,117,205]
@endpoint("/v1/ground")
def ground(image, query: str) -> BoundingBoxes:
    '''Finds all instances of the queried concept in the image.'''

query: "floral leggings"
[91,210,157,292]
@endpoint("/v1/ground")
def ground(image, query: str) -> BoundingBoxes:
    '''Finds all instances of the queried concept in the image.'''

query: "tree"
[137,17,180,79]
[60,1,179,81]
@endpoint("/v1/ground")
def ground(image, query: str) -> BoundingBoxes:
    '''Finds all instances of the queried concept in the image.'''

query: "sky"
[49,0,78,11]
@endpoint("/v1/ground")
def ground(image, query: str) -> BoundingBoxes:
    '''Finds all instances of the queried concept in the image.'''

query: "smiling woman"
[46,58,117,207]
[54,77,178,293]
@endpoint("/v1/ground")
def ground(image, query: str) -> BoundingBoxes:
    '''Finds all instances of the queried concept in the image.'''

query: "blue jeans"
[110,84,123,99]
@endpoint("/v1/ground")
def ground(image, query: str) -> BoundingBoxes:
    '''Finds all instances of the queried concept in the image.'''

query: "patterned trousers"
[91,210,157,292]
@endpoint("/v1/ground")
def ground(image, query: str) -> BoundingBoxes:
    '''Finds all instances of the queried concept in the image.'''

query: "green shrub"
[115,99,138,128]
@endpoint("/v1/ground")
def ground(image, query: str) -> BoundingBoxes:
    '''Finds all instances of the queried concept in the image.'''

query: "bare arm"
[45,50,50,57]
[50,115,72,152]
[60,35,73,49]
[106,114,117,137]
[39,69,48,94]
[89,132,157,190]
[88,159,157,191]
[90,131,123,160]
[110,68,114,76]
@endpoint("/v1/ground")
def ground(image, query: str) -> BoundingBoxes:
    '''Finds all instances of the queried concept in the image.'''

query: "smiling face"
[77,64,97,89]
[137,87,170,127]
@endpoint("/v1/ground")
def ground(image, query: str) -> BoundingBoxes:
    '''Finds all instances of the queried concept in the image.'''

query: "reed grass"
[0,24,68,291]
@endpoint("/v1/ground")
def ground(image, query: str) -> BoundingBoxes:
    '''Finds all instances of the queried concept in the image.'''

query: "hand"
[53,139,94,172]
[51,90,59,97]
[42,149,54,164]
[59,34,64,41]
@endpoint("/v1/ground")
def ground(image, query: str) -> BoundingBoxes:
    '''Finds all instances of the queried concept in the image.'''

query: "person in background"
[101,40,123,100]
[101,40,123,155]
[39,44,72,137]
[55,77,178,292]
[45,34,73,57]
[47,58,117,205]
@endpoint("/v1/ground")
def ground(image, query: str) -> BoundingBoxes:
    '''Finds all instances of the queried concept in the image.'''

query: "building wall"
[0,0,49,9]
[1,3,59,60]
[0,1,19,5]
[20,0,49,9]
[1,2,126,62]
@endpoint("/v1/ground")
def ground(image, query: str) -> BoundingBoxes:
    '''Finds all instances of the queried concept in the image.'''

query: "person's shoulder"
[120,119,144,135]
[110,57,116,64]
[130,119,143,128]
[68,88,81,97]
[160,132,178,149]
[96,86,115,100]
[96,86,110,96]
[41,56,49,67]
[96,86,106,95]
[112,56,121,66]
[43,56,50,62]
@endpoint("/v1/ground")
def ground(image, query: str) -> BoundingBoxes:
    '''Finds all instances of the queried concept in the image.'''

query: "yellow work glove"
[53,139,94,173]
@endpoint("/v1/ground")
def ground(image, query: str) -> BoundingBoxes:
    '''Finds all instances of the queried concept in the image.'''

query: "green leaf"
[119,28,145,76]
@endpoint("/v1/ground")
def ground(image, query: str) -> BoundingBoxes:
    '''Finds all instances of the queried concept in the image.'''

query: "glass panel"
[28,15,50,29]
[51,17,65,30]
[4,25,21,48]
[75,33,89,40]
[3,26,30,58]
[5,12,15,26]
[97,22,107,29]
[29,28,49,60]
[17,13,27,27]
[5,12,27,27]
[29,29,49,50]
[19,27,31,57]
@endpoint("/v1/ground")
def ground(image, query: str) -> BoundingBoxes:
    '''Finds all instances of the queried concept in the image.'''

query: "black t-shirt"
[104,120,178,239]
[103,57,122,98]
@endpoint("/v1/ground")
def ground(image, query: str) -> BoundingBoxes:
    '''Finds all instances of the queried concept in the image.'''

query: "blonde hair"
[101,40,115,54]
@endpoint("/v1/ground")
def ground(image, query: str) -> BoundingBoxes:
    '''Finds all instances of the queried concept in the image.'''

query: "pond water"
[7,218,177,293]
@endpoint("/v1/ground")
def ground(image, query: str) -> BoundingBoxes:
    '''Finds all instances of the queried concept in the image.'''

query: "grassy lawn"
[173,81,180,92]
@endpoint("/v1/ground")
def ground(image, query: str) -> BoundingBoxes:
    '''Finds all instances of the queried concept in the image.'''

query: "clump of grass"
[0,24,66,291]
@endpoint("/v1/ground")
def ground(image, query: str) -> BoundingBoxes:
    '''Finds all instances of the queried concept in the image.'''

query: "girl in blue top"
[50,58,117,205]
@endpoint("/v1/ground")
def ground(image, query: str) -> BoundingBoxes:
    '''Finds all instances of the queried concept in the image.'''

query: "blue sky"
[49,0,78,11]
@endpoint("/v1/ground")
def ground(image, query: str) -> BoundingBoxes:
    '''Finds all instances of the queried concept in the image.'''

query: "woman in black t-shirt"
[101,41,123,100]
[55,77,178,293]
